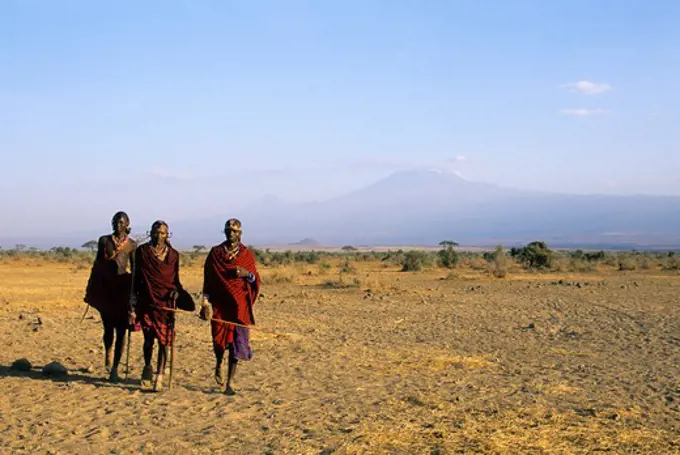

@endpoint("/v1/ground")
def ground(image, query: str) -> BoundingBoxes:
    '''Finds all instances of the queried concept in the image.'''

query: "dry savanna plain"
[0,248,678,454]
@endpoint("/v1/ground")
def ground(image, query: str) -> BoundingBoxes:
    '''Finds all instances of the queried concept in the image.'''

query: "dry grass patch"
[548,347,596,358]
[1,257,679,454]
[549,383,581,396]
[427,354,493,371]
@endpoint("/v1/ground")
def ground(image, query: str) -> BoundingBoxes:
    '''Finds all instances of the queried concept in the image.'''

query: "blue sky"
[1,1,679,236]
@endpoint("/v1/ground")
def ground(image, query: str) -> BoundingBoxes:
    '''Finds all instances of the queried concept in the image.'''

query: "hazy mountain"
[169,170,680,249]
[4,170,680,249]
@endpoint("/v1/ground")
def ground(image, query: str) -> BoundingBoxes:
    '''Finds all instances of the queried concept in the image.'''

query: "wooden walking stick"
[168,294,177,391]
[79,304,90,323]
[168,329,175,391]
[125,248,137,381]
[124,329,131,380]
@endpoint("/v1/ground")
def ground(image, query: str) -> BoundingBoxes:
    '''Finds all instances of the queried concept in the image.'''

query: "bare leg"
[108,326,127,382]
[213,343,225,386]
[224,344,238,395]
[141,331,154,387]
[103,319,114,372]
[153,344,167,392]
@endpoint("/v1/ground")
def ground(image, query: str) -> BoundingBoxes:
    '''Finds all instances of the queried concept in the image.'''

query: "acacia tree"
[82,240,98,252]
[190,245,207,260]
[437,240,460,268]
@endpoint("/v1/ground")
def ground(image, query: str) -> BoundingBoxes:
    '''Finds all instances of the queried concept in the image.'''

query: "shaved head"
[225,218,243,248]
[111,211,130,235]
[225,218,242,232]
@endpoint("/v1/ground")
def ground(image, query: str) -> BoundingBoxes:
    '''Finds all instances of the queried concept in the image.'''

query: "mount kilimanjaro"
[172,170,680,249]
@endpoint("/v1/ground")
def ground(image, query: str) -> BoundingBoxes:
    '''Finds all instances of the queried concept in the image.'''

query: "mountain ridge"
[3,170,680,249]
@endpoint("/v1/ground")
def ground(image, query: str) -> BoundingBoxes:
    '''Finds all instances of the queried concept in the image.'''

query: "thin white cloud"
[449,155,466,162]
[561,108,609,117]
[147,168,194,181]
[561,80,613,95]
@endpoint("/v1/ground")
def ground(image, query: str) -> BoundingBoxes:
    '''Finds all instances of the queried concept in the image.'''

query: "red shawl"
[203,242,261,348]
[133,243,181,346]
[84,235,135,327]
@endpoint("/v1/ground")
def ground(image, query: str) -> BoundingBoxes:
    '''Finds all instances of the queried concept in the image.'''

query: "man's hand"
[168,289,179,302]
[128,310,136,327]
[235,266,251,278]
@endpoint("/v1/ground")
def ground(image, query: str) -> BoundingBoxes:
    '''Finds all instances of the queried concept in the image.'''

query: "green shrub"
[510,241,553,269]
[401,250,432,272]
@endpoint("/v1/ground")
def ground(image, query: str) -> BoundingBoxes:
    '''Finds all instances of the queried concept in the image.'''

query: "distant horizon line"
[2,240,679,253]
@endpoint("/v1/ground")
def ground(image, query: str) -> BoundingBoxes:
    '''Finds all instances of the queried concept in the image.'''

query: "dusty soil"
[1,261,678,454]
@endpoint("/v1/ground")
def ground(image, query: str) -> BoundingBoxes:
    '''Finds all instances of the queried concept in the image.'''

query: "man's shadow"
[0,364,146,393]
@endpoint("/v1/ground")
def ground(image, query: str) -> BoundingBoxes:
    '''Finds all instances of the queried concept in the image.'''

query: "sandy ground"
[0,260,678,454]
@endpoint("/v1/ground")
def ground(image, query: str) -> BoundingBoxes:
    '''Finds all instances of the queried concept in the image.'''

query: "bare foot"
[153,374,164,392]
[141,365,153,388]
[214,363,224,386]
[224,385,236,396]
[104,352,112,373]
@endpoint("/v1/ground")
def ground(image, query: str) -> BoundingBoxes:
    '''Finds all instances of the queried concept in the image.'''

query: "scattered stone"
[302,428,317,438]
[18,314,25,320]
[11,358,32,371]
[405,396,425,406]
[551,280,591,287]
[575,407,597,417]
[42,361,68,377]
[78,366,94,373]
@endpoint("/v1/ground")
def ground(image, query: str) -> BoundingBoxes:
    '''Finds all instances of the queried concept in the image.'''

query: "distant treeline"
[1,241,678,274]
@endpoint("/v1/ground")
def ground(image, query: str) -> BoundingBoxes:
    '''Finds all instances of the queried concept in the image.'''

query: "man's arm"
[198,252,212,321]
[127,247,139,325]
[96,235,108,261]
[128,241,136,276]
[240,249,261,302]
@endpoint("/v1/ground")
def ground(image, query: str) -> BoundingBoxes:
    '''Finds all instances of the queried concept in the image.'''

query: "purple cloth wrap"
[233,326,253,361]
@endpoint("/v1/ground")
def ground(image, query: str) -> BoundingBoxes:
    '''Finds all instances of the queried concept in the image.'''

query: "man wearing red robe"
[84,211,137,382]
[132,220,184,392]
[200,218,261,395]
